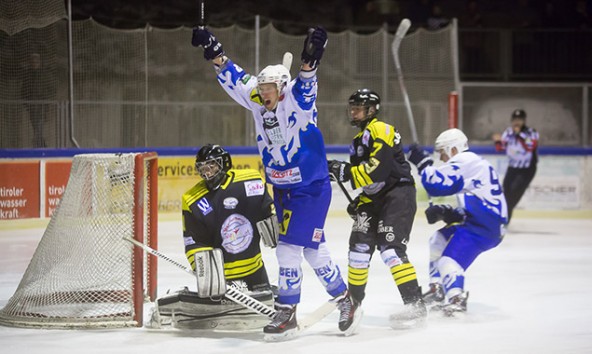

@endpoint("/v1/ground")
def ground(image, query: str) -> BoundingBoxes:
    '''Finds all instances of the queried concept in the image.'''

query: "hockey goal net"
[0,153,158,328]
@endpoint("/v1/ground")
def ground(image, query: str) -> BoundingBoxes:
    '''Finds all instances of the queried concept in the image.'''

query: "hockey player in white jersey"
[407,128,508,316]
[191,26,350,340]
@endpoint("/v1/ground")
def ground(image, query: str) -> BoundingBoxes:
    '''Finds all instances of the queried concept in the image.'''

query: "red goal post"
[0,152,158,328]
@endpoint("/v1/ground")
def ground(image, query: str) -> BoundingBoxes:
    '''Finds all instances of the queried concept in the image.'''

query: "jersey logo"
[279,209,292,235]
[223,197,239,209]
[197,198,213,215]
[312,228,323,243]
[244,180,265,196]
[221,213,254,254]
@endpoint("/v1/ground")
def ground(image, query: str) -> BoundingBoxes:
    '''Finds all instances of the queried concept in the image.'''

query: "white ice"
[1,196,592,354]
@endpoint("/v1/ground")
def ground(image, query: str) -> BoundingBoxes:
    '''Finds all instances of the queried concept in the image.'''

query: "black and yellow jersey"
[349,117,414,199]
[182,168,274,281]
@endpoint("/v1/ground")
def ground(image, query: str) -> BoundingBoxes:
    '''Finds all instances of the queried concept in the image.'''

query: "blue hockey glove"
[301,26,328,69]
[191,27,224,60]
[425,204,466,225]
[408,143,434,174]
[328,160,352,183]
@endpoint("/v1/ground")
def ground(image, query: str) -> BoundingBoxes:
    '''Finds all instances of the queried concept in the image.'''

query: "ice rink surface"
[1,203,592,354]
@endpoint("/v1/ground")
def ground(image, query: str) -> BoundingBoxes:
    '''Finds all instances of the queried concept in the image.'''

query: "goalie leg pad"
[156,288,275,330]
[195,248,227,298]
[257,214,280,248]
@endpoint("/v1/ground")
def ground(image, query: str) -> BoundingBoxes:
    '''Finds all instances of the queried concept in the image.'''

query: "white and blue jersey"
[215,59,329,190]
[421,150,508,239]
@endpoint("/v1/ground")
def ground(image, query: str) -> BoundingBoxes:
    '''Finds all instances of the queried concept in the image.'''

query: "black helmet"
[348,89,380,127]
[195,144,232,190]
[511,109,526,120]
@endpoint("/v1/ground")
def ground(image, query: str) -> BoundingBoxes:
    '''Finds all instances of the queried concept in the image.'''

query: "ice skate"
[422,283,445,311]
[389,299,427,330]
[334,290,363,336]
[263,303,298,341]
[442,291,469,317]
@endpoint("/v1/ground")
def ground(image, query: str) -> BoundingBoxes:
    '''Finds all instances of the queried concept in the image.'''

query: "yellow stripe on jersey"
[391,263,418,286]
[185,247,215,271]
[250,88,263,105]
[224,253,264,279]
[230,169,263,183]
[367,120,396,148]
[182,181,210,211]
[348,266,369,286]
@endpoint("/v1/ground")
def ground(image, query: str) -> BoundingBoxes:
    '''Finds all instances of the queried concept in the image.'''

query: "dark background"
[71,0,592,33]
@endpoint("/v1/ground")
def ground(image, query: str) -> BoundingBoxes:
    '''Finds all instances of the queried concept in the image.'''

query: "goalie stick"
[123,236,275,318]
[124,236,337,332]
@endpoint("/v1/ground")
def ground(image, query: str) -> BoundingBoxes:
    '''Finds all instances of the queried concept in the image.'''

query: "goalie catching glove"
[194,248,227,298]
[301,26,328,69]
[256,214,280,248]
[425,204,466,225]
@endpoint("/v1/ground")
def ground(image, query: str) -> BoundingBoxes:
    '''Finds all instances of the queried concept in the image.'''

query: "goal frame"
[0,152,158,328]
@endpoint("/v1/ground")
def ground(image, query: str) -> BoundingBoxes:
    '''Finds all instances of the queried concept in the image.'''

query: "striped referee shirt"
[496,126,539,168]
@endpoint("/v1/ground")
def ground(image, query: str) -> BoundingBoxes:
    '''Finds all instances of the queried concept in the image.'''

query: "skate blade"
[341,307,364,337]
[263,328,298,342]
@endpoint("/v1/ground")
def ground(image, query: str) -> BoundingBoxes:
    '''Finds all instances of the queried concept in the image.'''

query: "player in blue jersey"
[408,128,508,316]
[191,26,350,340]
[493,109,539,222]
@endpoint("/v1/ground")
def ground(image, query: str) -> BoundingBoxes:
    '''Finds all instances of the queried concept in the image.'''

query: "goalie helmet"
[257,64,291,94]
[348,89,380,127]
[195,144,232,190]
[434,128,469,158]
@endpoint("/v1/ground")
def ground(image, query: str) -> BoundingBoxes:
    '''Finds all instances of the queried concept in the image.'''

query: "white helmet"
[257,64,291,93]
[434,128,469,158]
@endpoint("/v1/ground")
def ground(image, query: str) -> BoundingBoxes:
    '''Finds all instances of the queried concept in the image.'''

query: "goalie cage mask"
[348,88,380,127]
[195,144,232,190]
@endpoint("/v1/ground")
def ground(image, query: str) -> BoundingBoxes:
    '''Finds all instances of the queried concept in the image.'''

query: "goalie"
[151,144,278,330]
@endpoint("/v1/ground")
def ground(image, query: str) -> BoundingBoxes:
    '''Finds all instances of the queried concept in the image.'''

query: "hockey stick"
[336,179,353,203]
[197,0,205,28]
[282,52,293,72]
[392,18,416,144]
[123,236,276,318]
[392,19,433,206]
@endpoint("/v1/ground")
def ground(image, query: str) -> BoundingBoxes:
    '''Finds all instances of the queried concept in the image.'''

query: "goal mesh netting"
[0,153,158,328]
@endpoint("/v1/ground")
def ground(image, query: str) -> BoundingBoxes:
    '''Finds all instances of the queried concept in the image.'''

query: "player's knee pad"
[379,247,405,268]
[429,231,448,261]
[276,242,304,303]
[349,249,371,269]
[437,256,465,295]
[194,248,226,298]
[304,243,346,296]
[276,241,304,267]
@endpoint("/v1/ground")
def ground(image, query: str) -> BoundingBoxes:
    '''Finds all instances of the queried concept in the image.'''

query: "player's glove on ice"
[301,26,328,68]
[425,204,466,225]
[328,160,352,183]
[408,143,434,174]
[191,27,224,60]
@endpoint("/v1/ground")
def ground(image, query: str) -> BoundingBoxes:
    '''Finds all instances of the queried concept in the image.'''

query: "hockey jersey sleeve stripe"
[183,182,209,210]
[224,253,264,279]
[351,165,373,189]
[367,121,396,148]
[232,169,264,182]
